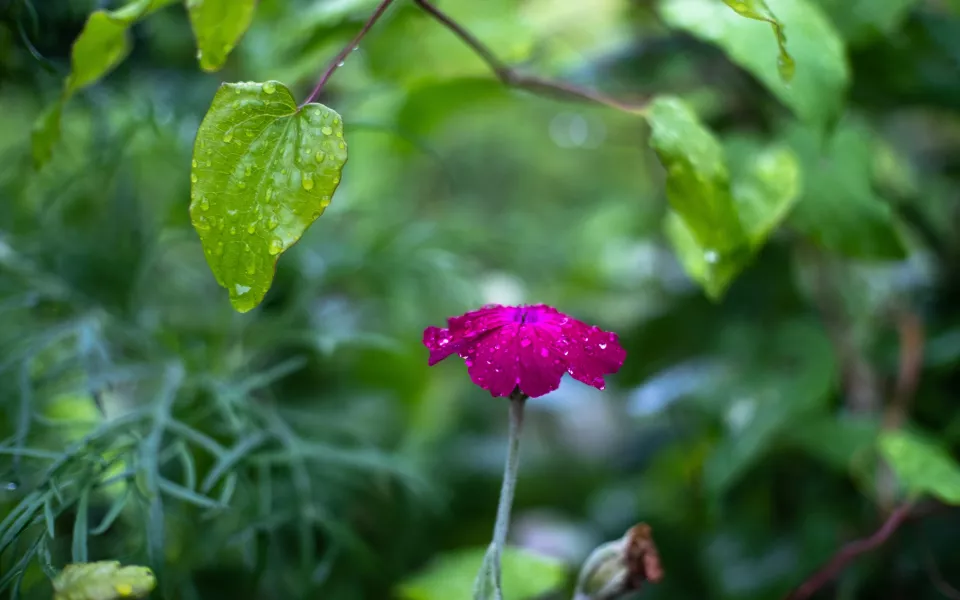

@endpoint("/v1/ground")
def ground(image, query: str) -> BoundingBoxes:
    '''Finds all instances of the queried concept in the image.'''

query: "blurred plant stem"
[472,390,527,600]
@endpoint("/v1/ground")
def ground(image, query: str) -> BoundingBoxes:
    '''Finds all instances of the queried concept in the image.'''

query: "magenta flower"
[423,304,626,398]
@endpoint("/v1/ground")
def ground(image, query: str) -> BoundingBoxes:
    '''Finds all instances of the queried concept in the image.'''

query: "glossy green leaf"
[647,97,800,298]
[187,0,257,72]
[397,546,565,600]
[879,430,960,504]
[723,0,794,81]
[645,96,746,253]
[659,0,849,125]
[190,81,347,312]
[667,142,800,297]
[53,562,156,600]
[784,119,906,259]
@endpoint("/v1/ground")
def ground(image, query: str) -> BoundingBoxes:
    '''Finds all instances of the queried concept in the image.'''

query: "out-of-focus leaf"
[66,0,167,94]
[722,0,794,81]
[879,430,960,504]
[704,321,837,497]
[30,0,176,168]
[648,97,800,298]
[396,546,565,600]
[186,0,257,72]
[658,0,849,125]
[31,102,62,169]
[645,97,746,254]
[667,143,801,297]
[784,119,907,259]
[189,81,347,312]
[815,0,919,44]
[785,414,880,472]
[52,562,156,600]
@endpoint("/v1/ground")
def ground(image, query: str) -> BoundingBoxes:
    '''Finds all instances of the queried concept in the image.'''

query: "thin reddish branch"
[300,0,397,108]
[785,502,914,600]
[302,0,647,113]
[411,0,648,113]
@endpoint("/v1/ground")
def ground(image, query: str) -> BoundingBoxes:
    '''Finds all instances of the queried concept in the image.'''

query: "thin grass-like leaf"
[43,496,56,538]
[0,535,41,593]
[37,535,58,580]
[141,362,184,581]
[13,360,33,474]
[200,432,266,494]
[91,486,130,535]
[0,447,64,460]
[159,478,224,510]
[0,490,45,556]
[165,419,225,457]
[234,356,307,395]
[71,486,90,562]
[176,443,197,490]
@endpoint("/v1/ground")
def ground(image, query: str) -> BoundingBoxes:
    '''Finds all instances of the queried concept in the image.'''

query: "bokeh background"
[2,0,960,598]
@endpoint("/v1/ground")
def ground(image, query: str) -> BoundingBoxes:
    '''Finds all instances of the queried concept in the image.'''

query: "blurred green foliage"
[1,0,960,599]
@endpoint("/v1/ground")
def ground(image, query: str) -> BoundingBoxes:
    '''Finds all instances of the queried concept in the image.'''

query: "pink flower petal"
[422,304,519,366]
[465,324,522,397]
[557,322,626,391]
[516,324,567,398]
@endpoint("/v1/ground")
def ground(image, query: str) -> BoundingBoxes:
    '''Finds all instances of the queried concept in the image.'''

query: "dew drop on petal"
[540,348,549,357]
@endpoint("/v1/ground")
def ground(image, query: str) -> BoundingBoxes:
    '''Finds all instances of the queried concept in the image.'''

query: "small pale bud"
[573,523,663,600]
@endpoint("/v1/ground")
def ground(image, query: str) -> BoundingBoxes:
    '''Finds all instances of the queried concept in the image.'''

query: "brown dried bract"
[623,523,663,590]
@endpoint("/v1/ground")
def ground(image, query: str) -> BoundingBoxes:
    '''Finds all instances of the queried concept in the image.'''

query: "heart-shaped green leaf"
[190,81,347,312]
[186,0,257,72]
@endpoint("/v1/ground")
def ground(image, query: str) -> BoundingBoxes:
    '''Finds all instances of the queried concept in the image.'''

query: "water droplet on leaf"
[262,81,276,94]
[223,132,233,143]
[268,238,283,255]
[302,176,314,191]
[191,173,198,183]
[321,126,333,136]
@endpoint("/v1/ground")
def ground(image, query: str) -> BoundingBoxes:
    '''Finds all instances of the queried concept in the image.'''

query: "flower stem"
[473,390,527,600]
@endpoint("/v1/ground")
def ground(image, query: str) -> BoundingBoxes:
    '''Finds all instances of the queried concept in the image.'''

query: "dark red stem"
[786,502,914,600]
[299,0,397,108]
[301,0,647,113]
